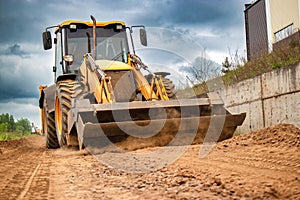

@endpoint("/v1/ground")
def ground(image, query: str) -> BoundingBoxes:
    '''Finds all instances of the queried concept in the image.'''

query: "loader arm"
[129,54,169,101]
[80,53,116,103]
[80,52,169,103]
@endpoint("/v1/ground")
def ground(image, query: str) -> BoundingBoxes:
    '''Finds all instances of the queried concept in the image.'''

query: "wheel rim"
[55,97,62,136]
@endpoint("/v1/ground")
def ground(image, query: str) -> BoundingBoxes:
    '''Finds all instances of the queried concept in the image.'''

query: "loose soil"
[0,123,299,199]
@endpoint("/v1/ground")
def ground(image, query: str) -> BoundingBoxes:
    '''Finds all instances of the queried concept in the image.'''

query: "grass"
[222,43,300,86]
[0,132,35,141]
[193,42,300,95]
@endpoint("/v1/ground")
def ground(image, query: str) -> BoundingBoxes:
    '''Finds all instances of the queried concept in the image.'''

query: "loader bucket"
[70,93,246,150]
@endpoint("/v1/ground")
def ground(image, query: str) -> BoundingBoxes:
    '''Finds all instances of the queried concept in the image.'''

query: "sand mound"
[0,137,28,149]
[114,124,300,151]
[218,123,300,149]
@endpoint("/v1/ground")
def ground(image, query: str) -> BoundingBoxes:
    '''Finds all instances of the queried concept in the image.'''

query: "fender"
[40,84,56,113]
[40,74,78,113]
[56,74,77,82]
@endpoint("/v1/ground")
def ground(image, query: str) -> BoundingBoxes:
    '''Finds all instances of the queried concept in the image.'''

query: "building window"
[274,24,294,42]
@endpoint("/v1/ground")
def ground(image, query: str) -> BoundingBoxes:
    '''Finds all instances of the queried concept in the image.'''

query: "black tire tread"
[46,112,59,149]
[161,77,176,99]
[56,80,82,147]
[145,75,176,99]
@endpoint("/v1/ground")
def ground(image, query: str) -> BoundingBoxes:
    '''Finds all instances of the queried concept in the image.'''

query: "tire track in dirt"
[0,136,50,200]
[0,124,299,199]
[21,150,52,200]
[17,164,41,199]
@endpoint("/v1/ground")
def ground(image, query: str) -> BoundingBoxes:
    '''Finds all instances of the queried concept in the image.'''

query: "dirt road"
[0,124,299,199]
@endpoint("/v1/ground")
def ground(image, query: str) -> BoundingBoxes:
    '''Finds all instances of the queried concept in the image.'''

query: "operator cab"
[42,19,147,80]
[62,21,128,74]
[43,21,129,75]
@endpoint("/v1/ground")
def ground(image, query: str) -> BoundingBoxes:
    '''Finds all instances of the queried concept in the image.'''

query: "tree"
[15,118,31,133]
[8,115,15,132]
[221,57,232,74]
[0,113,15,132]
[180,56,221,84]
[0,113,9,124]
[0,113,15,131]
[0,122,8,133]
[0,113,31,133]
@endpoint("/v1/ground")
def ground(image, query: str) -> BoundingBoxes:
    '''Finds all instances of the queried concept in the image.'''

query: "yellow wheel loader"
[39,16,246,150]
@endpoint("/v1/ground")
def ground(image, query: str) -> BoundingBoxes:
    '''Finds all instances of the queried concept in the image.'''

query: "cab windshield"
[66,25,129,72]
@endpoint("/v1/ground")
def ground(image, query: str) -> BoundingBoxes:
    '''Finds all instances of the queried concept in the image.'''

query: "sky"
[0,0,249,128]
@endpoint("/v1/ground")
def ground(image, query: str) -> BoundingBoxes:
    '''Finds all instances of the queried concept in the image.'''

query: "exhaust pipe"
[90,15,97,59]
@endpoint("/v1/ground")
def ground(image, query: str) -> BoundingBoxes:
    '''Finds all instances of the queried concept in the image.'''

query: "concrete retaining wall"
[218,62,300,133]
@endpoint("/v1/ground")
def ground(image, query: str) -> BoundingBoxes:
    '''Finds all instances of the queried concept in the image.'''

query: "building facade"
[244,0,300,61]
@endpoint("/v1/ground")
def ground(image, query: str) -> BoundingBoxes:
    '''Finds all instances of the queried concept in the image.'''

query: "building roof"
[244,0,262,12]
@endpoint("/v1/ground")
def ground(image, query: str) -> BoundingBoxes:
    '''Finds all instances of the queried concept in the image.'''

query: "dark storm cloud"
[5,44,30,57]
[124,0,246,58]
[0,0,244,42]
[0,43,53,102]
[169,0,241,27]
[0,0,49,43]
[0,0,246,100]
[126,0,243,28]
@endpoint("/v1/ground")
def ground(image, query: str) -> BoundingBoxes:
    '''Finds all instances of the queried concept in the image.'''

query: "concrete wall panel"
[221,62,300,133]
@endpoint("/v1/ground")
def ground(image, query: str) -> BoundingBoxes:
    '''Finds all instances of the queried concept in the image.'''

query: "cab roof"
[55,20,126,33]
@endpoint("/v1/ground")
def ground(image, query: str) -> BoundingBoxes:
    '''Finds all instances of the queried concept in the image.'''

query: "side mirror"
[140,28,147,46]
[42,31,52,50]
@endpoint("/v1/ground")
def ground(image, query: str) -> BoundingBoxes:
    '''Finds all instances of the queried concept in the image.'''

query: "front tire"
[55,79,82,147]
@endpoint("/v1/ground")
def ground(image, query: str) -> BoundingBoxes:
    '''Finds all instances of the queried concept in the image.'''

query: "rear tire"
[161,77,176,99]
[44,107,59,149]
[55,79,82,147]
[145,75,176,99]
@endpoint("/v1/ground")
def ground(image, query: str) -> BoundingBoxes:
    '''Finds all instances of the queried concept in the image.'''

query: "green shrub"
[0,132,34,141]
[195,44,300,95]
